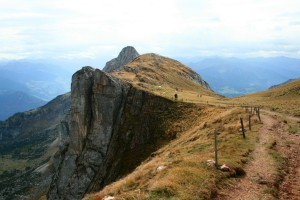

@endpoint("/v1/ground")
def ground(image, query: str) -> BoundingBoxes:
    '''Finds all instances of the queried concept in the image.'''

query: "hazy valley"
[186,57,300,97]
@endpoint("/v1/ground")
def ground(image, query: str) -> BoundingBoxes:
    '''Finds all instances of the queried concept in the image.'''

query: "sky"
[1,0,300,63]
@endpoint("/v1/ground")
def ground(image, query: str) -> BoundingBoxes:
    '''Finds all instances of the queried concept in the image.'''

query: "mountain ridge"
[1,47,216,199]
[48,48,216,199]
[111,53,214,99]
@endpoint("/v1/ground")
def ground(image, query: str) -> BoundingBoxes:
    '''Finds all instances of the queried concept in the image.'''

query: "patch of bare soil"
[271,113,300,200]
[214,111,300,200]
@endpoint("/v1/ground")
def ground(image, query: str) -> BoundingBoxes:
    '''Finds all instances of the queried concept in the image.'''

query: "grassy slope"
[84,105,260,200]
[83,54,261,200]
[230,78,300,116]
[111,53,223,103]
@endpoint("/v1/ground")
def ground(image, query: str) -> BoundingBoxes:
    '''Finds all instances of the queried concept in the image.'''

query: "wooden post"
[214,129,218,168]
[257,107,261,122]
[249,114,252,131]
[240,117,246,139]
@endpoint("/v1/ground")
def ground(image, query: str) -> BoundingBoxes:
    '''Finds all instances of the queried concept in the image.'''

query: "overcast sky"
[1,0,300,61]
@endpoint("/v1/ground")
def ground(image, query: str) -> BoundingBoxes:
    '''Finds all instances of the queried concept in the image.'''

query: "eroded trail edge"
[215,111,300,200]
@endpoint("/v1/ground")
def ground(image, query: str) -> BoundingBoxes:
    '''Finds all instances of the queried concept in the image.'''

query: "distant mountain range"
[0,91,46,120]
[0,60,73,120]
[183,57,300,97]
[0,60,73,100]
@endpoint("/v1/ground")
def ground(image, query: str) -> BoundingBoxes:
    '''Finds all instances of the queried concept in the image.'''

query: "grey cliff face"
[102,46,139,73]
[48,67,128,199]
[48,67,181,199]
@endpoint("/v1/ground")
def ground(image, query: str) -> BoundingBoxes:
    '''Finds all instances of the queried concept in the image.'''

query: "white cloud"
[0,0,300,60]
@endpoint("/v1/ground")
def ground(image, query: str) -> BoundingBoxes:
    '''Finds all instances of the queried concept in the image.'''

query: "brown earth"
[214,110,300,200]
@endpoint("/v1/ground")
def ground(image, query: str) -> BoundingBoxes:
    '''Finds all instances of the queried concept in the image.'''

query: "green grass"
[263,186,277,195]
[268,148,287,197]
[0,156,29,174]
[288,124,300,134]
[269,150,285,167]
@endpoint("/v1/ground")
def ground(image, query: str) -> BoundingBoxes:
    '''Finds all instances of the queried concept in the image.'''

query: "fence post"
[240,117,246,139]
[249,114,252,131]
[214,129,218,168]
[257,107,261,122]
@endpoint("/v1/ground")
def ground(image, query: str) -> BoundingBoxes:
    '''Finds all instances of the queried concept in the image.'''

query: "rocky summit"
[102,46,139,73]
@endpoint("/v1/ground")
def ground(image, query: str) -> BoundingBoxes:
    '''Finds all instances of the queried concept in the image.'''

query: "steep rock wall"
[48,67,183,199]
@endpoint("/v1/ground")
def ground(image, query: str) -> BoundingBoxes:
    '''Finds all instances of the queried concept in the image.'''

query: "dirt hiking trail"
[214,111,300,200]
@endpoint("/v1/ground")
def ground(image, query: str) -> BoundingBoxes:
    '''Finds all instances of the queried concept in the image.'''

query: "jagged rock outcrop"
[102,46,139,73]
[48,67,188,199]
[186,72,211,90]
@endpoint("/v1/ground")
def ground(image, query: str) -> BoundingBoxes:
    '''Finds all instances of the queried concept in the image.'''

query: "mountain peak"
[111,53,215,98]
[119,46,138,56]
[103,46,139,73]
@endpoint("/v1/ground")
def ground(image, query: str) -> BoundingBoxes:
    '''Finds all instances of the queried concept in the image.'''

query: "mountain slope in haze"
[0,91,46,120]
[0,93,71,200]
[269,78,297,89]
[188,57,300,97]
[232,78,300,116]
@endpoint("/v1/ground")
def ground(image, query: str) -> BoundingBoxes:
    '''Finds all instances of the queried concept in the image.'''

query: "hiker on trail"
[174,93,178,101]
